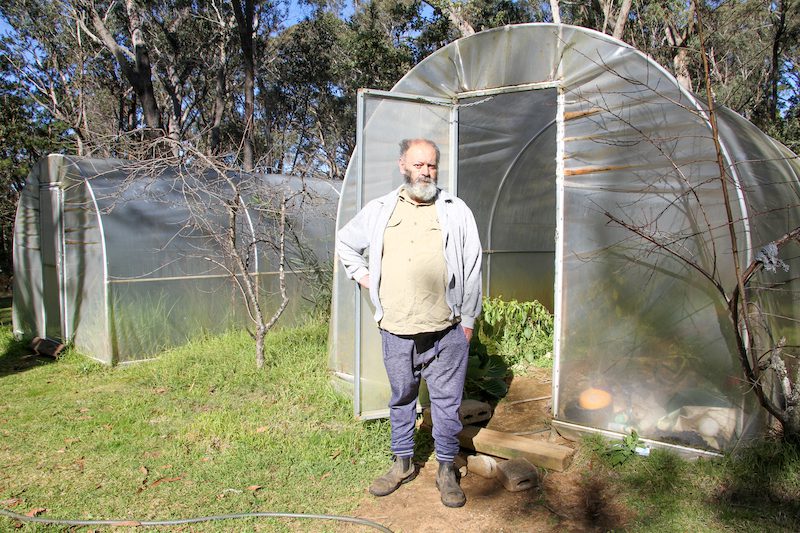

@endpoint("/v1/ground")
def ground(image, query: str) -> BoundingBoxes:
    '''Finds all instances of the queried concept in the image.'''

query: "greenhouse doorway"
[348,86,559,418]
[456,87,558,311]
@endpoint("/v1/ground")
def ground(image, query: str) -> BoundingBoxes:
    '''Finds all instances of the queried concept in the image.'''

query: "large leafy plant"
[464,338,509,402]
[477,296,554,372]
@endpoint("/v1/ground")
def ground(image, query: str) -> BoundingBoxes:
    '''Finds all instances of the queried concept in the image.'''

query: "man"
[337,138,482,508]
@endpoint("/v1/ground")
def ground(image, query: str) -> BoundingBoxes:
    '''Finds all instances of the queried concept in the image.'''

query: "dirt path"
[345,373,631,533]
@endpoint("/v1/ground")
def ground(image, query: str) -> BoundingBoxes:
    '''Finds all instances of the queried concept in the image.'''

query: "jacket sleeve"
[336,203,374,283]
[460,205,483,329]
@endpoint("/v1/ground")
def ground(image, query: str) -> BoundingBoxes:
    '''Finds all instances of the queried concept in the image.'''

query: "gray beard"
[405,178,438,203]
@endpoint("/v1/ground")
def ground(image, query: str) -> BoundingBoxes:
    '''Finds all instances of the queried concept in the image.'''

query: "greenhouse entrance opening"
[349,85,559,418]
[457,87,558,310]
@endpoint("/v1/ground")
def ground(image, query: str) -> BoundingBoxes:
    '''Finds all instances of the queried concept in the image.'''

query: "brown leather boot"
[436,461,466,507]
[368,456,417,496]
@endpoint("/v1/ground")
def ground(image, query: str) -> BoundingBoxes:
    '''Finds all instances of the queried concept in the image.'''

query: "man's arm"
[336,205,374,285]
[459,205,483,334]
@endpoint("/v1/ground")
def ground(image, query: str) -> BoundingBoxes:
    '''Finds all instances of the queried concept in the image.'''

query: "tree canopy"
[1,0,798,274]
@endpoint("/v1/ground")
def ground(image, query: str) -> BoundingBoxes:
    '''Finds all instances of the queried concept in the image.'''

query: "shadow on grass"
[0,296,11,325]
[0,337,54,379]
[713,440,800,528]
[0,297,57,378]
[617,439,800,530]
[542,470,631,531]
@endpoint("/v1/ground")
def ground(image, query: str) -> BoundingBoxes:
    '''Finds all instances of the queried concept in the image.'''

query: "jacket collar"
[382,184,452,204]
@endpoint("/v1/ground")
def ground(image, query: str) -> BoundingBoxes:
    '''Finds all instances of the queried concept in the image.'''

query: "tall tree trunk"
[125,0,161,130]
[162,67,183,156]
[550,0,561,24]
[672,47,692,92]
[79,0,161,130]
[769,0,786,121]
[232,0,255,172]
[446,2,475,37]
[128,92,138,131]
[118,93,126,136]
[422,1,474,37]
[211,39,228,154]
[613,0,633,40]
[665,0,696,92]
[600,0,612,34]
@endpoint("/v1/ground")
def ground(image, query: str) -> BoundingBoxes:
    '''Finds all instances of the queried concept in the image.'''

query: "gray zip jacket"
[337,185,482,329]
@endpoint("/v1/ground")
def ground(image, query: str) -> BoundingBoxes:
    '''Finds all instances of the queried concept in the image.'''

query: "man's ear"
[397,158,405,173]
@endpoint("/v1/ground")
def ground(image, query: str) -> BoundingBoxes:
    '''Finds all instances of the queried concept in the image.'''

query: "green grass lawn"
[1,308,798,531]
[0,297,12,326]
[0,319,390,531]
[576,432,800,531]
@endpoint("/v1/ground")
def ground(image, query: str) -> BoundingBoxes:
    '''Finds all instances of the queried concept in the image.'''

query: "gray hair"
[399,138,440,165]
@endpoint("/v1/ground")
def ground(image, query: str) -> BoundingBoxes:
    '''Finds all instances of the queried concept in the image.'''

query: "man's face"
[399,142,438,202]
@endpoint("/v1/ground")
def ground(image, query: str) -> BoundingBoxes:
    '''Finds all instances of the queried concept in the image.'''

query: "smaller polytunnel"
[13,154,339,364]
[328,23,800,455]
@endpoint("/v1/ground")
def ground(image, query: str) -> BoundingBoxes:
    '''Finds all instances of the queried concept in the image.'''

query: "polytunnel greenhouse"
[328,23,800,455]
[14,154,338,364]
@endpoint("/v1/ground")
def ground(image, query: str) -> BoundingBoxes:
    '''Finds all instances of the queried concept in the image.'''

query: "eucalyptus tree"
[257,1,422,178]
[635,0,800,139]
[0,0,101,154]
[70,0,244,153]
[231,0,257,170]
[419,0,535,37]
[0,56,68,280]
[259,11,347,177]
[73,0,162,131]
[1,0,285,159]
[720,0,800,141]
[272,0,420,179]
[461,0,537,31]
[205,0,238,154]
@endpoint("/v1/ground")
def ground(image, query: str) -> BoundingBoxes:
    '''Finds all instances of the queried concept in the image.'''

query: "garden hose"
[0,508,393,532]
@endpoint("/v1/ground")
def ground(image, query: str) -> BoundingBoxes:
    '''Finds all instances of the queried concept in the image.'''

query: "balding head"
[399,139,440,165]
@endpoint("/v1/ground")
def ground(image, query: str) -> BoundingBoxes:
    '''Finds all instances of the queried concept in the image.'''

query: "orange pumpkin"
[578,388,612,410]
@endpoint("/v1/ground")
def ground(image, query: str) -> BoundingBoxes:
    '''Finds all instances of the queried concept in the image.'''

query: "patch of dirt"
[345,374,632,533]
[487,369,553,434]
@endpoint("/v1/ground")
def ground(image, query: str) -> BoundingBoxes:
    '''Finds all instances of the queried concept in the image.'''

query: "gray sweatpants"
[380,324,470,463]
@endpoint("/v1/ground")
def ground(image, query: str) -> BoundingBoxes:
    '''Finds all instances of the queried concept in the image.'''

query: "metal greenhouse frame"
[328,24,800,455]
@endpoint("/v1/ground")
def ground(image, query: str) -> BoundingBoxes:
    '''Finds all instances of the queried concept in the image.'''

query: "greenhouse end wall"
[13,155,338,364]
[329,24,800,453]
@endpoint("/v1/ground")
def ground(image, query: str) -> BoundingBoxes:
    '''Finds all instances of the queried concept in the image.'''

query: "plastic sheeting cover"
[329,24,800,451]
[14,155,338,363]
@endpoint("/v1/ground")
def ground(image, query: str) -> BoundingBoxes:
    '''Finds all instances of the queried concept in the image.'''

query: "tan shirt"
[379,188,454,334]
